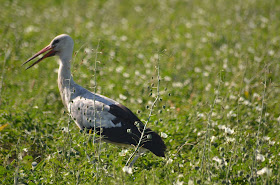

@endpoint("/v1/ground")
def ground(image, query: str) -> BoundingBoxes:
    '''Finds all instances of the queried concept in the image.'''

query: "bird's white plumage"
[69,90,122,129]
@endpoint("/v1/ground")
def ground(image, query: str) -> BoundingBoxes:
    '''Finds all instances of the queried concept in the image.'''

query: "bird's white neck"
[57,57,75,109]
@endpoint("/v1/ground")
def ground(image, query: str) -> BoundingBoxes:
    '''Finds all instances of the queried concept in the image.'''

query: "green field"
[1,0,280,184]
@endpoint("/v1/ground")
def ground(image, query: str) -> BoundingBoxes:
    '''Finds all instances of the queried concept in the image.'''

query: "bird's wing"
[69,94,166,156]
[69,96,119,129]
[69,93,144,144]
[103,103,166,157]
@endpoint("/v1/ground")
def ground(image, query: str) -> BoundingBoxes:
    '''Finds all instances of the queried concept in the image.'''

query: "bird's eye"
[53,39,60,45]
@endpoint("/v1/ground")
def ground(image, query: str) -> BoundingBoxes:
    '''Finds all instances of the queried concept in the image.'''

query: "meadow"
[1,0,280,184]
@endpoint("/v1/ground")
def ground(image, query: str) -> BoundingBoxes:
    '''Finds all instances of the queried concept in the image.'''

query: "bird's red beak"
[22,45,56,70]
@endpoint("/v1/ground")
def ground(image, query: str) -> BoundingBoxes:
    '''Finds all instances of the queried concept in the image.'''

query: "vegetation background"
[0,0,280,184]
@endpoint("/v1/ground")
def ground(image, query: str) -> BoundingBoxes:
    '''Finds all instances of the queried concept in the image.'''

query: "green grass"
[1,0,280,184]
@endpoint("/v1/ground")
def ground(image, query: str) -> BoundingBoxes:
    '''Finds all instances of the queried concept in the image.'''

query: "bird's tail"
[142,129,166,157]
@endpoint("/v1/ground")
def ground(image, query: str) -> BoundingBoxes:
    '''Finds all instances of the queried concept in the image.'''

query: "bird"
[22,34,166,170]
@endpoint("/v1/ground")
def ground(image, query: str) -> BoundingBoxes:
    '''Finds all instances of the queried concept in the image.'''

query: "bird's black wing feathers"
[98,103,166,157]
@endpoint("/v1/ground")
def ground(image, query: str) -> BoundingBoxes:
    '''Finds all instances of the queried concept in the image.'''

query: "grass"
[1,0,280,184]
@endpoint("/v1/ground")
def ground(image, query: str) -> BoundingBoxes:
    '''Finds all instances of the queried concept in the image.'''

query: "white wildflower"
[224,105,230,109]
[268,50,275,56]
[119,94,127,100]
[153,53,159,60]
[248,47,255,53]
[160,132,168,138]
[238,97,245,102]
[227,110,237,118]
[226,137,235,142]
[215,98,222,103]
[256,154,265,162]
[194,67,201,73]
[255,106,262,112]
[175,179,184,185]
[120,35,127,41]
[136,98,143,104]
[253,93,260,99]
[109,50,115,57]
[164,76,172,81]
[197,131,204,136]
[86,21,94,29]
[269,140,275,146]
[137,53,144,59]
[61,127,69,132]
[167,158,173,165]
[211,112,217,117]
[116,66,123,73]
[197,113,205,119]
[119,149,129,156]
[185,22,192,28]
[229,95,237,100]
[152,37,159,44]
[257,167,272,176]
[243,100,250,106]
[184,79,190,85]
[213,156,222,165]
[122,166,133,174]
[25,25,39,33]
[172,82,183,88]
[225,127,234,134]
[223,63,228,69]
[188,179,194,185]
[256,117,261,123]
[205,83,211,91]
[211,121,217,127]
[135,70,140,76]
[123,73,130,78]
[201,37,207,43]
[218,125,226,130]
[134,6,142,12]
[203,71,209,77]
[210,136,216,143]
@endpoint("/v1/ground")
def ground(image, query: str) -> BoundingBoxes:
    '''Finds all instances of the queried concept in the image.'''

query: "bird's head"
[23,34,74,69]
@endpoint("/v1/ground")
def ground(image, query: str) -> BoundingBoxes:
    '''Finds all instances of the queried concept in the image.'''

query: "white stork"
[23,34,166,170]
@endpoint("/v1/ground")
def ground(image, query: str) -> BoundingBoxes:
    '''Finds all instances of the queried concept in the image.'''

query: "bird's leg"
[128,151,141,168]
[123,148,146,174]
